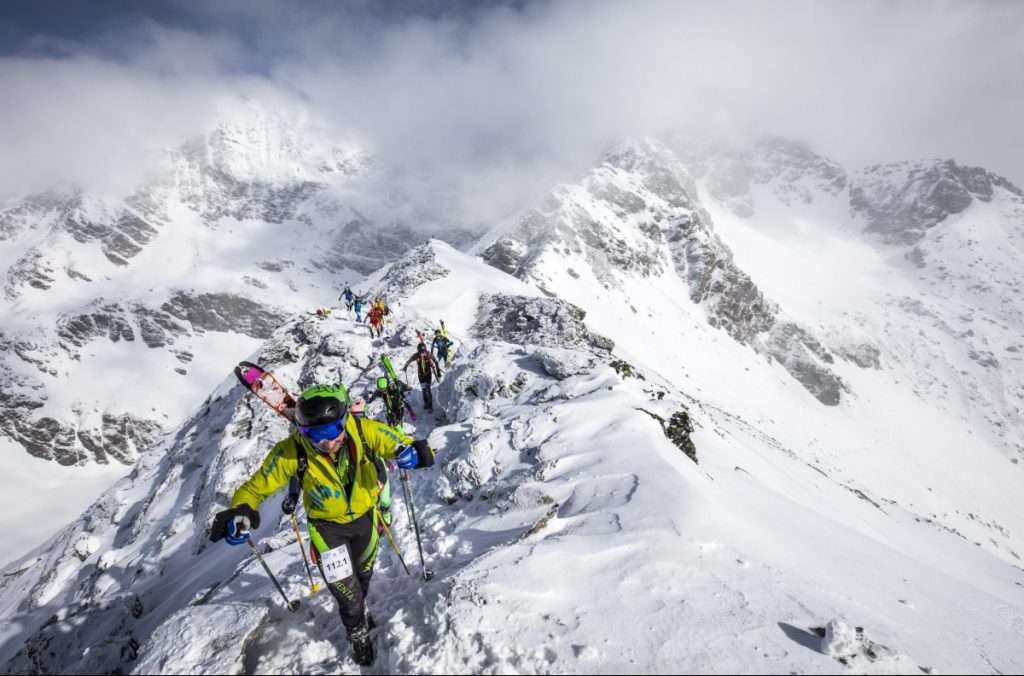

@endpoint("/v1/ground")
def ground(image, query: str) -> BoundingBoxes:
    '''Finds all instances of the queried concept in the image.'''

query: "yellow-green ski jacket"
[231,417,412,524]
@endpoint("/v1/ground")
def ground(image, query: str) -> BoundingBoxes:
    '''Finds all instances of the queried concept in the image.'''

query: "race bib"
[321,544,354,584]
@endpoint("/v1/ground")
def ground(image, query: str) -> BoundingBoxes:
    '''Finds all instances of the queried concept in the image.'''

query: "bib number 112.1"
[321,544,354,583]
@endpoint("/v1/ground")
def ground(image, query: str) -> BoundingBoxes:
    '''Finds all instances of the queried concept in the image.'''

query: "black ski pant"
[383,390,405,427]
[418,375,434,410]
[309,512,379,632]
[386,405,403,427]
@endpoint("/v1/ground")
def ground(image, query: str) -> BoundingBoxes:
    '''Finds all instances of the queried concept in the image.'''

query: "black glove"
[210,504,260,543]
[411,439,434,468]
[281,477,301,515]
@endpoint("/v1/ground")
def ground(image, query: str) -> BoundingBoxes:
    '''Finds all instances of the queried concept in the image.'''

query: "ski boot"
[347,619,374,667]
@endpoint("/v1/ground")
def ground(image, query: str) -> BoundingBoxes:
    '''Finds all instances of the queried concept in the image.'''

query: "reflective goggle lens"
[300,419,346,443]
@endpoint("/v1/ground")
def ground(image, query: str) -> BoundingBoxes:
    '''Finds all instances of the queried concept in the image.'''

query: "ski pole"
[400,469,433,581]
[401,471,416,531]
[376,507,411,576]
[247,539,301,612]
[291,514,321,594]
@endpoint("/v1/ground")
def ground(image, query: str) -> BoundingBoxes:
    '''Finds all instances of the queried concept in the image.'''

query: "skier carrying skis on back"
[431,328,454,367]
[209,384,435,667]
[404,343,442,413]
[366,376,412,428]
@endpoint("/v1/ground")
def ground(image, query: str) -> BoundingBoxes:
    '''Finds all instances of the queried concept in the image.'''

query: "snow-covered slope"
[0,100,482,565]
[1,242,1021,675]
[479,136,1024,459]
[472,133,1024,582]
[683,137,1024,460]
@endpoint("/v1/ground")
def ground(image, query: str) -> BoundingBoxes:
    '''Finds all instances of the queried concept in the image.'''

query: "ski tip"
[234,362,263,388]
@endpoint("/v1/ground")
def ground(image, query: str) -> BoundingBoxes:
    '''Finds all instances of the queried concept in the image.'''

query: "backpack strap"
[284,436,308,514]
[295,441,308,483]
[353,415,375,463]
[352,415,393,498]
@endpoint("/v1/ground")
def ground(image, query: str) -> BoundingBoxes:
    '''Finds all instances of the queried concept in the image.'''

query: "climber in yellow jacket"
[210,384,434,667]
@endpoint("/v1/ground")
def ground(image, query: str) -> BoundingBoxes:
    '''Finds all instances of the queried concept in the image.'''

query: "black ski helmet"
[295,385,349,426]
[417,343,427,353]
[434,329,441,336]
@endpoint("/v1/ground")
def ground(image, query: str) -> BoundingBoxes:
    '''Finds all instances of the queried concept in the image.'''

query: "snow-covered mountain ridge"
[1,241,1020,675]
[480,139,859,407]
[479,136,1024,461]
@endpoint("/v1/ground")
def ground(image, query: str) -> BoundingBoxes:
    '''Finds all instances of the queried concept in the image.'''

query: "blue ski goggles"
[299,418,347,444]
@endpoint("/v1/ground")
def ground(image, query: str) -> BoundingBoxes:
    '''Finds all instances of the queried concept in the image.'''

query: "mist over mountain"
[0,101,473,466]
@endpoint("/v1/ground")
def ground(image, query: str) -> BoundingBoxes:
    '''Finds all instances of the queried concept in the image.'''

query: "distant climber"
[366,376,411,428]
[431,328,453,367]
[340,283,354,311]
[403,343,442,413]
[367,304,384,339]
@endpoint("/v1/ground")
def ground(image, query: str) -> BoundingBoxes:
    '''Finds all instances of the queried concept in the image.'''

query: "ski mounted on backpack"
[234,361,297,421]
[439,319,454,361]
[381,354,417,422]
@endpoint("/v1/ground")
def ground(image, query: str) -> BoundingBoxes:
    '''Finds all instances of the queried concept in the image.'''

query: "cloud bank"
[1,0,1021,222]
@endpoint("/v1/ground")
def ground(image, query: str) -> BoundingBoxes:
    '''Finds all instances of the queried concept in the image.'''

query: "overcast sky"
[1,0,1022,217]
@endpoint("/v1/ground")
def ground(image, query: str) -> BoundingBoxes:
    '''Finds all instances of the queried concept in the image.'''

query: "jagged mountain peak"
[172,101,373,188]
[850,157,1024,245]
[601,136,684,169]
